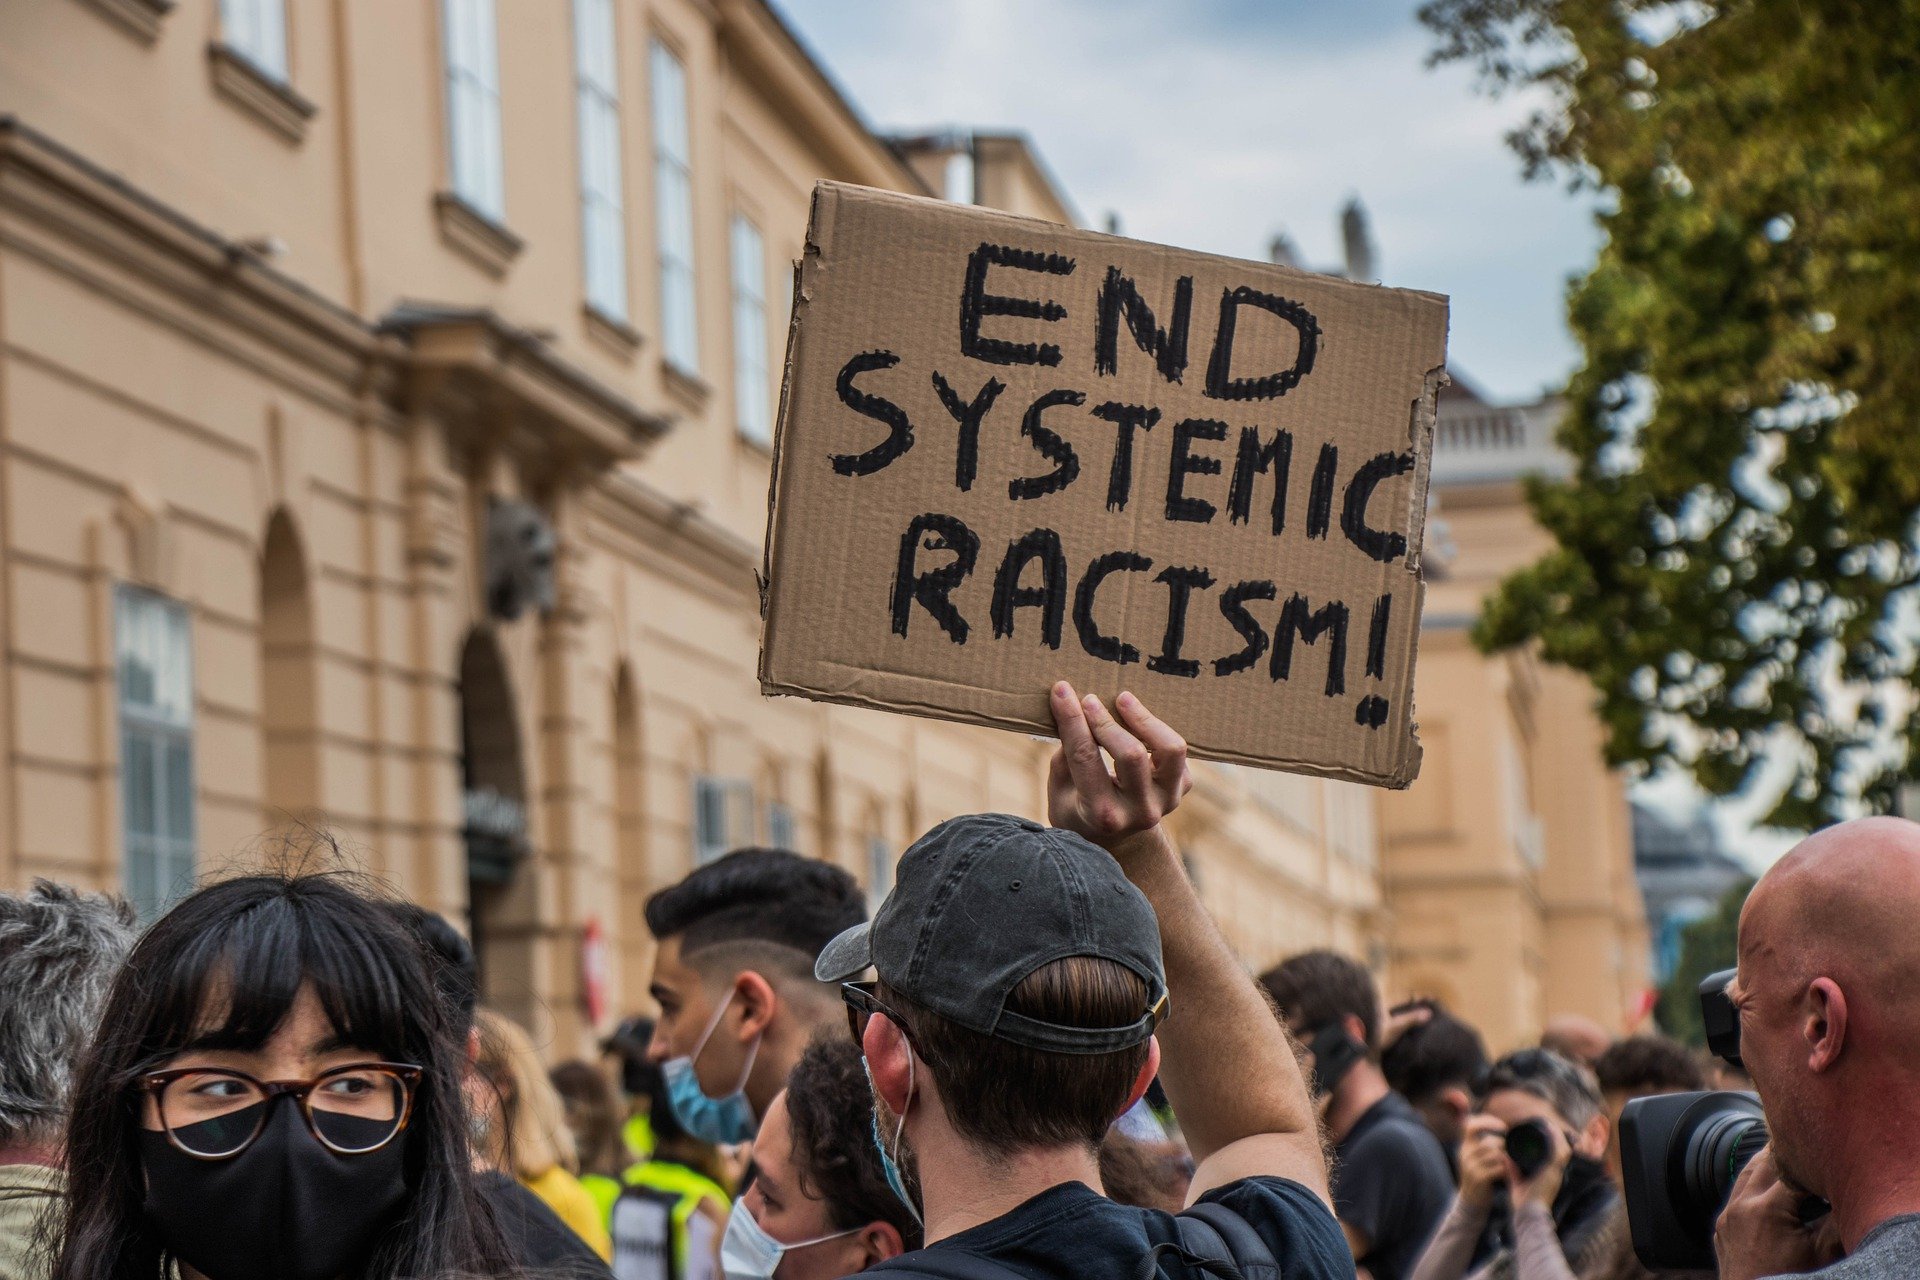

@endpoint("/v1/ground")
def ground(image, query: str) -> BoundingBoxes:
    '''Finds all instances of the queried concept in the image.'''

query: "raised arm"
[1046,682,1330,1205]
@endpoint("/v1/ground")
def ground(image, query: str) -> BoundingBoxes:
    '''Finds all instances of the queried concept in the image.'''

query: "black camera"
[1619,967,1827,1269]
[1504,1117,1555,1181]
[1619,1089,1768,1269]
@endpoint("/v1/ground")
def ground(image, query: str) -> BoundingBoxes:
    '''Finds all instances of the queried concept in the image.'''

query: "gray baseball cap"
[814,813,1168,1054]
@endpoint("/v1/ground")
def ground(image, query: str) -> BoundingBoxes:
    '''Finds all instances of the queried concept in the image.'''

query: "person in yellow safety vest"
[607,1057,731,1278]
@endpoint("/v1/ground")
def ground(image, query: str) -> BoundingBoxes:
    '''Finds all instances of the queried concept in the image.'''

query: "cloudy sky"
[771,0,1602,404]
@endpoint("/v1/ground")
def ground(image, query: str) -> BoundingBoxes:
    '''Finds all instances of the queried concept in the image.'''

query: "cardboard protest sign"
[759,182,1448,787]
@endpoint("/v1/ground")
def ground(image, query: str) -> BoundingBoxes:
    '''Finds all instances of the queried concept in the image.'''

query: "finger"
[1731,1146,1780,1197]
[1053,683,1120,808]
[1084,694,1154,805]
[1115,690,1189,796]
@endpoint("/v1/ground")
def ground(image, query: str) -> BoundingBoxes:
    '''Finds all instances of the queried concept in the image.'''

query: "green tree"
[1655,876,1753,1046]
[1419,0,1920,826]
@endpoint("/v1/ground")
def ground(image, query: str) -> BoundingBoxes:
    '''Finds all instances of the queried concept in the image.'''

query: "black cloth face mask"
[140,1095,409,1280]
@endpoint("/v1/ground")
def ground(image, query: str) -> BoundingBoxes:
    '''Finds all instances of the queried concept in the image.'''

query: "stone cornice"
[581,471,760,604]
[0,117,673,480]
[0,114,387,404]
[379,305,671,473]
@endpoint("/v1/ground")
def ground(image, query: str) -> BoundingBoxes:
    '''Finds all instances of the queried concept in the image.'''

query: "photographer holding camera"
[1709,816,1920,1279]
[1410,1049,1619,1280]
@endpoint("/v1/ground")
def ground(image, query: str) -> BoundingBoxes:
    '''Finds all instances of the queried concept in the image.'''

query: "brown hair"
[549,1059,626,1180]
[1593,1035,1707,1097]
[879,954,1151,1156]
[1258,950,1381,1051]
[474,1007,578,1178]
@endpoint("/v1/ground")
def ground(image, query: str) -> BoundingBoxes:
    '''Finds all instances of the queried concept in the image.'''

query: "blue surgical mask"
[663,987,762,1145]
[863,1048,922,1227]
[719,1200,858,1280]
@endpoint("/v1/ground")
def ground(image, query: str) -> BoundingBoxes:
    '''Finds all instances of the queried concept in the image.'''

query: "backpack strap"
[1175,1202,1281,1280]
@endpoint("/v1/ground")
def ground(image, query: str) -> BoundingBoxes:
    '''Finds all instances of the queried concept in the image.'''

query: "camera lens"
[1683,1111,1768,1216]
[1504,1118,1553,1180]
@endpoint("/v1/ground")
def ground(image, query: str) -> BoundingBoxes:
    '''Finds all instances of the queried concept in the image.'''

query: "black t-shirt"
[476,1170,615,1279]
[1332,1092,1453,1280]
[871,1176,1350,1278]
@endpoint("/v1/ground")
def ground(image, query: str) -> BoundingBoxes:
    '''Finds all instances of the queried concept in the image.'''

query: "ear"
[1576,1110,1610,1161]
[466,1026,482,1067]
[734,970,779,1040]
[1342,1013,1369,1049]
[1805,977,1848,1073]
[1441,1085,1473,1122]
[863,1015,915,1114]
[859,1220,907,1265]
[1117,1037,1164,1118]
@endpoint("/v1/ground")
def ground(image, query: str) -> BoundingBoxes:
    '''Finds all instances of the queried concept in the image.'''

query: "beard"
[869,1078,924,1200]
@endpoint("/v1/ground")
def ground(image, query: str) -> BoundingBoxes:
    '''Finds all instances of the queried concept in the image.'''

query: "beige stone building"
[0,0,1405,1056]
[1381,379,1651,1051]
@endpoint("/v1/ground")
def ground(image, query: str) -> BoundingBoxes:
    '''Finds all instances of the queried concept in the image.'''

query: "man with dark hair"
[816,684,1351,1279]
[1262,950,1453,1280]
[644,848,866,1143]
[1590,1035,1704,1182]
[1382,1000,1490,1168]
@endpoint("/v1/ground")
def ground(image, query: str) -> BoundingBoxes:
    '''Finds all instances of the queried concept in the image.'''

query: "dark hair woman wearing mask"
[48,871,520,1280]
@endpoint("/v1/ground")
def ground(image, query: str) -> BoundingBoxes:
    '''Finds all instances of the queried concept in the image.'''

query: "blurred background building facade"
[0,0,1637,1052]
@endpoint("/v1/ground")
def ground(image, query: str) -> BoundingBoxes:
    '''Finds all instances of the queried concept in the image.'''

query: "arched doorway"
[259,509,318,820]
[458,628,531,1001]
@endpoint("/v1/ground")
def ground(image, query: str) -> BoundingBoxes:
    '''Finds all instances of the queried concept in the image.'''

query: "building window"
[767,801,796,850]
[730,214,771,443]
[650,39,698,373]
[573,0,627,322]
[867,835,894,907]
[116,588,195,920]
[220,0,288,81]
[693,776,752,865]
[443,0,504,221]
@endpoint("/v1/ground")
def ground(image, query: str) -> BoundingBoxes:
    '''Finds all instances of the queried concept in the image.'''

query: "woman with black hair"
[49,871,522,1280]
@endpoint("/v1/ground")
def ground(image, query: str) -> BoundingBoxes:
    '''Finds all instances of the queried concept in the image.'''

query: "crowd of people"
[0,685,1916,1279]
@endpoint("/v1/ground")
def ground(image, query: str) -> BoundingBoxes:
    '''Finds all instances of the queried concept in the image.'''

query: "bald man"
[1714,816,1920,1279]
[1540,1014,1612,1067]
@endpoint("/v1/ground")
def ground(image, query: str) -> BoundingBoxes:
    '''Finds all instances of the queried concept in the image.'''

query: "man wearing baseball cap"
[814,682,1349,1279]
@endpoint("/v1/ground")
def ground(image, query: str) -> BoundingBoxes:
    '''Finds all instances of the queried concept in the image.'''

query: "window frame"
[573,0,628,323]
[729,212,771,444]
[767,800,797,851]
[219,0,289,83]
[692,775,753,866]
[442,0,506,223]
[115,586,197,921]
[649,37,699,374]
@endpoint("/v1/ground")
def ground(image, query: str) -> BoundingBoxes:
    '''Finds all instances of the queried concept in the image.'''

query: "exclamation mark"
[1355,593,1391,728]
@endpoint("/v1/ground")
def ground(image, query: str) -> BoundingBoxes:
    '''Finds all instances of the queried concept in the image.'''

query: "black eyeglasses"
[842,981,921,1053]
[139,1062,422,1160]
